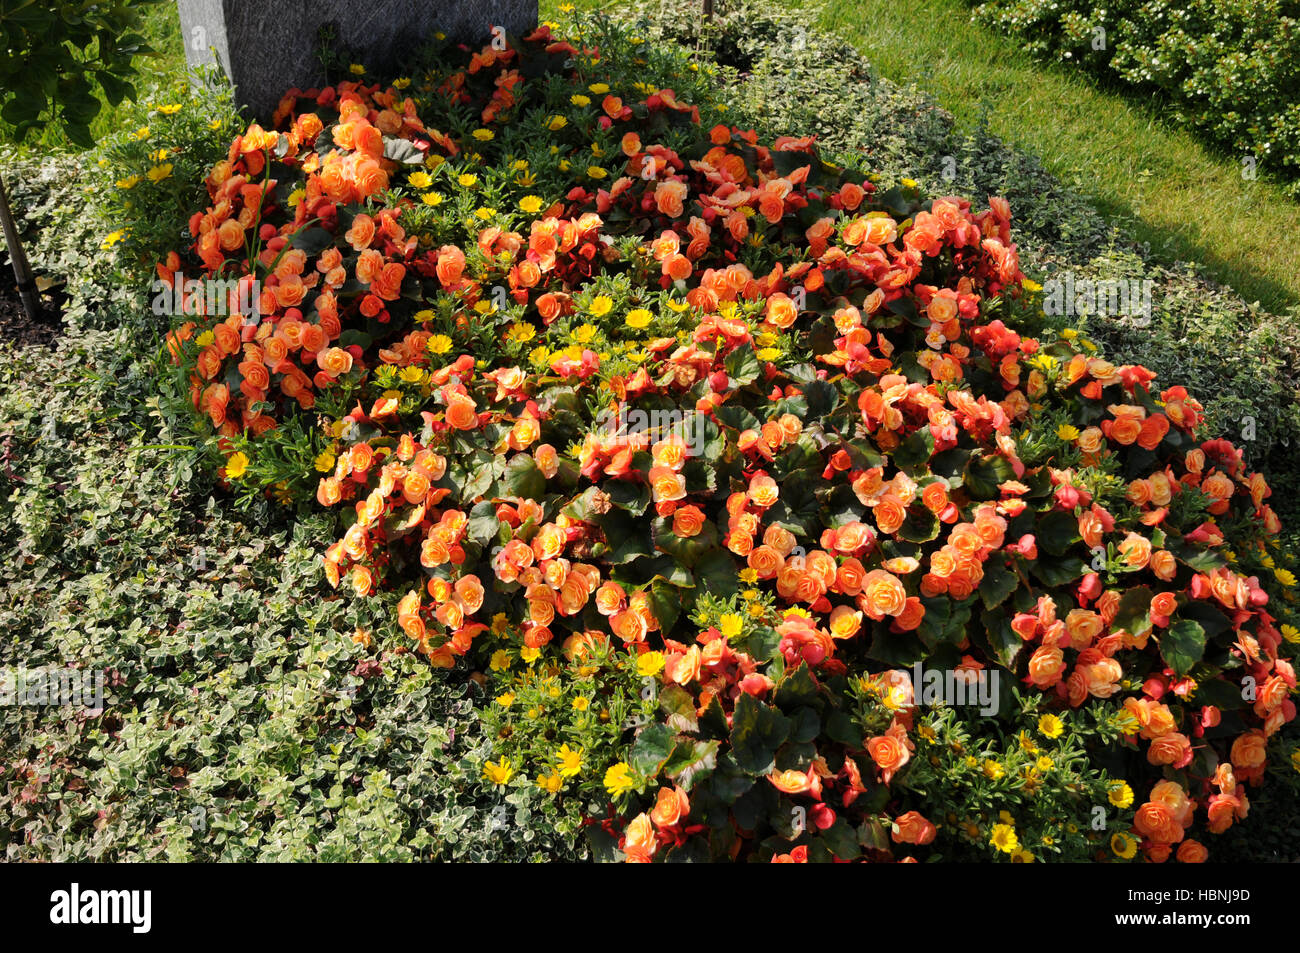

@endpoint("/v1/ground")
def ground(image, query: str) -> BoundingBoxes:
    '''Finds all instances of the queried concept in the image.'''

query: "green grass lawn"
[781,0,1300,313]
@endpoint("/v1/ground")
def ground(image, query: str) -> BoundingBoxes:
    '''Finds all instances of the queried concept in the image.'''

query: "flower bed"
[159,15,1297,862]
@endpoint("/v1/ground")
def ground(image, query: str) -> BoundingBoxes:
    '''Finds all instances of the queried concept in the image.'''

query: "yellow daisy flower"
[1038,713,1064,739]
[225,452,249,479]
[636,652,665,678]
[1111,832,1137,859]
[506,322,536,344]
[989,823,1019,854]
[1108,781,1134,809]
[625,308,653,329]
[556,744,583,777]
[483,758,514,785]
[603,762,634,796]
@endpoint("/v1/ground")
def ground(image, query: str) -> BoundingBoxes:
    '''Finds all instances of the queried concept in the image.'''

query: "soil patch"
[0,252,66,348]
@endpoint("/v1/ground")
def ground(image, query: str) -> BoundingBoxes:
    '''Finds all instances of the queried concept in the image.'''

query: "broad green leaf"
[662,739,719,787]
[1029,555,1086,586]
[1036,510,1079,556]
[917,594,974,649]
[963,453,1014,500]
[978,607,1025,670]
[893,426,935,475]
[1161,619,1206,678]
[658,683,699,733]
[501,453,545,500]
[774,662,820,709]
[978,558,1019,610]
[724,342,761,385]
[692,547,740,600]
[289,226,335,255]
[729,694,791,776]
[1113,586,1154,636]
[466,500,499,545]
[383,136,427,164]
[630,723,678,778]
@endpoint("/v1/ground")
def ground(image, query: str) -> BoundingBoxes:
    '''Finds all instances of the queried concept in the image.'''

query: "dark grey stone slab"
[177,0,538,120]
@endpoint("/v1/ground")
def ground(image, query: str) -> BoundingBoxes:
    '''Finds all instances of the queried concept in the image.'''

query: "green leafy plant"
[0,0,165,148]
[0,0,167,325]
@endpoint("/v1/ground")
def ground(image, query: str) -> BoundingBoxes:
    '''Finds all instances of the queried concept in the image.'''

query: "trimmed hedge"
[969,0,1300,197]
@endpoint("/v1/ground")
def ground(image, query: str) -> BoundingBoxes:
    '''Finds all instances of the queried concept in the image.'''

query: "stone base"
[177,0,538,120]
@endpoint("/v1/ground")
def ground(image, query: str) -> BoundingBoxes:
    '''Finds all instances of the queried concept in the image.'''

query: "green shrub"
[0,0,166,149]
[0,68,241,338]
[969,0,1300,197]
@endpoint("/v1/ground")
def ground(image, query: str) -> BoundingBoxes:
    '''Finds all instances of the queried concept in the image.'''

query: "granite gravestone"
[177,0,538,120]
